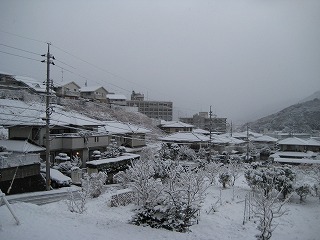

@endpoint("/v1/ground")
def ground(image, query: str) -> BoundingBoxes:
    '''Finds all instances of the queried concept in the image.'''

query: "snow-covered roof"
[278,137,308,145]
[107,94,127,100]
[40,168,71,183]
[193,128,210,135]
[86,153,140,166]
[211,134,246,145]
[306,138,320,146]
[274,158,320,164]
[159,132,210,143]
[277,137,320,146]
[250,135,278,143]
[80,86,107,92]
[0,99,104,127]
[0,99,44,126]
[160,121,194,128]
[55,81,81,88]
[14,75,52,93]
[98,121,150,135]
[0,140,45,153]
[270,151,317,159]
[49,105,104,127]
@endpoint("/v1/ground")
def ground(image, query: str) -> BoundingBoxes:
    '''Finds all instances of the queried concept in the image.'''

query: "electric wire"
[0,43,42,56]
[0,50,41,62]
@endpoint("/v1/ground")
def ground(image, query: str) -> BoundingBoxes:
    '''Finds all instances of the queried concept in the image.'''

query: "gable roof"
[0,99,104,127]
[0,139,45,153]
[14,75,50,93]
[56,81,81,88]
[80,86,107,92]
[278,137,308,146]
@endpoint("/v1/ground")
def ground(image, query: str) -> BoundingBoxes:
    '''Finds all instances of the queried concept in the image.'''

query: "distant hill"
[300,90,320,103]
[244,97,320,133]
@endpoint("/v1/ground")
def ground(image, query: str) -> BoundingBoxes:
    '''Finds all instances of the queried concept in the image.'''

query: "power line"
[0,43,42,56]
[0,50,41,62]
[0,29,46,44]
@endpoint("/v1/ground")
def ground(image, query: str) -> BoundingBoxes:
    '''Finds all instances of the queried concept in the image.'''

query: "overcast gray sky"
[1,0,319,124]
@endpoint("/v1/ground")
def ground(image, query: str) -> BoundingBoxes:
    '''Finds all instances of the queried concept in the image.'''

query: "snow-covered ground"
[1,176,319,240]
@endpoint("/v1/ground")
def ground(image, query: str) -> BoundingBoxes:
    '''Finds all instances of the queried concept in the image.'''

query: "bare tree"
[228,161,243,186]
[252,189,289,240]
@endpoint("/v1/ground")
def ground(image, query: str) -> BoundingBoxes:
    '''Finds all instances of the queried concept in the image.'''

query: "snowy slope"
[1,176,319,240]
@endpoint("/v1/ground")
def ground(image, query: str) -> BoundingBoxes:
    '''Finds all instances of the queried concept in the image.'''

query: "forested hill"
[244,98,320,133]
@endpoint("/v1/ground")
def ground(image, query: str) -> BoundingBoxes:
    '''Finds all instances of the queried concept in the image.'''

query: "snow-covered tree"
[294,183,311,203]
[114,159,164,207]
[197,147,207,160]
[116,156,208,232]
[66,189,87,214]
[218,170,232,189]
[245,165,295,198]
[159,143,180,161]
[178,145,196,161]
[253,189,289,240]
[204,161,221,185]
[82,172,107,198]
[228,161,243,186]
[273,166,295,199]
[103,140,124,158]
[53,155,82,176]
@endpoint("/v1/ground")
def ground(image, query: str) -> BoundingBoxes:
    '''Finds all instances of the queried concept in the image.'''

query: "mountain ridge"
[243,96,320,133]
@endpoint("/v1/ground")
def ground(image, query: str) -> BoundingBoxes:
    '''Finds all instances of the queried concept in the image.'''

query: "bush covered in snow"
[115,157,208,232]
[82,172,107,198]
[245,165,296,198]
[294,183,311,203]
[218,171,232,189]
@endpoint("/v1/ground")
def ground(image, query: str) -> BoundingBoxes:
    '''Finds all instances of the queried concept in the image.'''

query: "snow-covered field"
[1,176,319,240]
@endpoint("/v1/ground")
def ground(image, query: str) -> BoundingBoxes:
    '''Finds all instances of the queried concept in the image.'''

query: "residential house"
[80,86,108,102]
[106,94,127,107]
[211,134,246,154]
[159,121,194,134]
[54,81,81,99]
[249,135,278,151]
[159,132,210,150]
[99,121,150,149]
[0,73,55,102]
[0,99,110,166]
[278,137,320,152]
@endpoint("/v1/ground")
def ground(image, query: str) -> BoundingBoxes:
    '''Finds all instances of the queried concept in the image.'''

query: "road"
[3,187,82,206]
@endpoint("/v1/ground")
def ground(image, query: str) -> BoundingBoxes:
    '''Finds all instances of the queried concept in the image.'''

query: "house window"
[95,136,99,142]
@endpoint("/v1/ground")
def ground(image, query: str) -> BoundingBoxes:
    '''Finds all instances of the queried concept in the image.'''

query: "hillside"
[244,98,320,133]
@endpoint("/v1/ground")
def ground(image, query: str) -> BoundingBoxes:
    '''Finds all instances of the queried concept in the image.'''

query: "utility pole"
[42,43,55,191]
[246,124,249,162]
[208,105,213,161]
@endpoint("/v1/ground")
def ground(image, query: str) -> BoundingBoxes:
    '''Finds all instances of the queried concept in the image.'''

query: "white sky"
[0,0,319,124]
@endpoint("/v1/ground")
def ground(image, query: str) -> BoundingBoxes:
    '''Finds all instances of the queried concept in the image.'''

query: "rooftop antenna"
[85,80,87,87]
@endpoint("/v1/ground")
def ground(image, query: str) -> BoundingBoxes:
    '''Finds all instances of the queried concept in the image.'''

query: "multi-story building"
[126,91,173,121]
[180,112,227,133]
